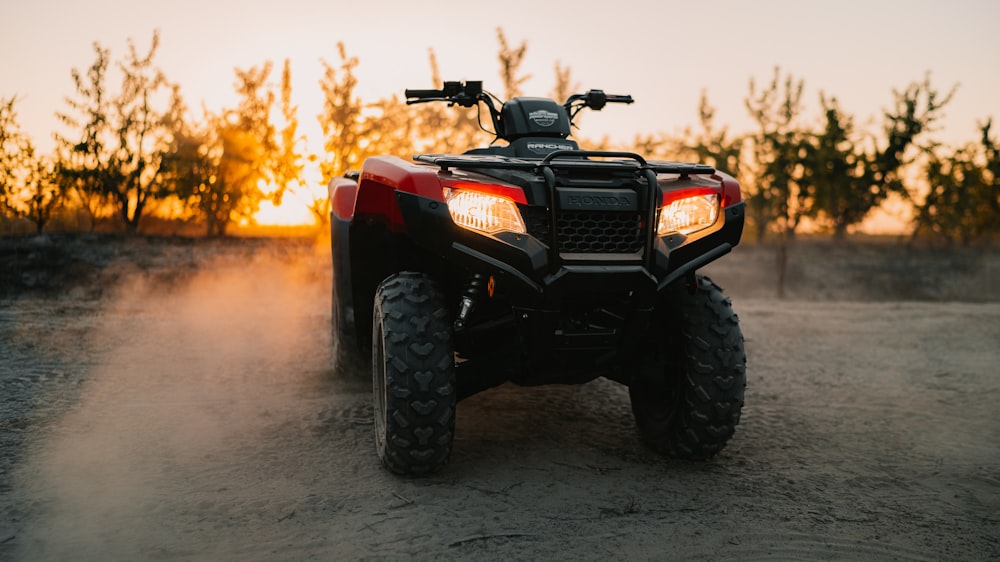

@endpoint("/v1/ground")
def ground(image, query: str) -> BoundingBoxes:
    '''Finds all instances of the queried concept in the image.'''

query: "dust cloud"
[12,243,356,560]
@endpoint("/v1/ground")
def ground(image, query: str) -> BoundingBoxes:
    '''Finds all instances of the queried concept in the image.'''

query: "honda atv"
[328,81,746,475]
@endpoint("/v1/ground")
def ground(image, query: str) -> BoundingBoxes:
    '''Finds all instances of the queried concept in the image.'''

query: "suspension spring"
[454,274,487,332]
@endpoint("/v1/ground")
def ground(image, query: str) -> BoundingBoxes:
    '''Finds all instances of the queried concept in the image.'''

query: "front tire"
[629,275,746,459]
[372,272,456,475]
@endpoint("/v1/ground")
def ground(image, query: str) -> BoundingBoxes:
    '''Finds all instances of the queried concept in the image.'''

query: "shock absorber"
[454,274,487,333]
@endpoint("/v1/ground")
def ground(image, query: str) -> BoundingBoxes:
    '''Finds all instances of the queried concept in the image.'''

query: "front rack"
[413,151,715,176]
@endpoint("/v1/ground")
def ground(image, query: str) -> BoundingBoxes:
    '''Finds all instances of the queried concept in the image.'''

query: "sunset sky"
[3,0,999,225]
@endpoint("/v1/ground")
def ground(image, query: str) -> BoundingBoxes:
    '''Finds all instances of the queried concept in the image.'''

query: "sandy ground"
[1,235,998,560]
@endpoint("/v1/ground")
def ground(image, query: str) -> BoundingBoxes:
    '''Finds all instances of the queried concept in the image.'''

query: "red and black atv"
[329,81,746,475]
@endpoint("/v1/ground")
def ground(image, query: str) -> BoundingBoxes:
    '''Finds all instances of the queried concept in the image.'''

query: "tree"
[55,42,113,230]
[550,61,579,105]
[637,92,746,198]
[799,94,864,239]
[205,117,264,236]
[317,43,365,184]
[744,67,809,243]
[985,119,1000,226]
[914,119,1000,245]
[161,62,279,237]
[195,63,277,236]
[20,150,61,233]
[1,96,27,219]
[271,59,304,207]
[158,84,209,226]
[743,67,810,297]
[804,78,955,239]
[1,96,62,232]
[316,43,420,225]
[496,28,530,100]
[361,96,416,157]
[549,61,585,136]
[106,30,171,232]
[56,31,175,233]
[879,76,955,189]
[681,91,745,181]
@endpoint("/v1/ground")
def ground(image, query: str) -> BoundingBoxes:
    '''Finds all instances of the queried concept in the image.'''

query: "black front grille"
[522,207,551,243]
[556,211,644,254]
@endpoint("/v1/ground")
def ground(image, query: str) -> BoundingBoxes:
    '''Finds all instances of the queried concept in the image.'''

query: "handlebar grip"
[405,88,442,99]
[606,94,634,104]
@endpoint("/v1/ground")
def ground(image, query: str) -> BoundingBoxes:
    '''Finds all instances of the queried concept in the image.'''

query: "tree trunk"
[833,221,848,242]
[775,242,788,299]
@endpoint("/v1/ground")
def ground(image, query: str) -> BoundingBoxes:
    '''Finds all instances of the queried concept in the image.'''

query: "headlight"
[445,188,526,235]
[657,193,719,235]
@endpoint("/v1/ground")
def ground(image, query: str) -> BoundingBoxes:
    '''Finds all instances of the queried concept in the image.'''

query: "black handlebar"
[565,90,633,112]
[404,82,634,136]
[404,88,442,99]
[561,90,634,124]
[405,81,483,103]
[405,81,483,110]
[605,94,634,104]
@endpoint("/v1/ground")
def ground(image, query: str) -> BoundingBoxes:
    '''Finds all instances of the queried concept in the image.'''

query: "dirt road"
[1,236,998,560]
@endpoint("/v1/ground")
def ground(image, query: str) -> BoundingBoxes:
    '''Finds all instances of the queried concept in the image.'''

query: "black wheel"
[629,275,746,459]
[372,272,456,475]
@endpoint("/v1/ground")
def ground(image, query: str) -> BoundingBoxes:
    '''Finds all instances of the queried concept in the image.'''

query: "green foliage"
[20,151,61,233]
[157,62,285,236]
[799,95,869,238]
[193,64,278,236]
[54,42,113,230]
[1,96,27,217]
[55,31,173,233]
[1,97,63,233]
[739,70,960,243]
[273,59,304,207]
[314,43,365,223]
[914,119,1000,244]
[744,67,808,242]
[107,31,170,231]
[158,86,208,219]
[200,117,265,236]
[682,92,745,182]
[801,78,955,239]
[317,43,365,181]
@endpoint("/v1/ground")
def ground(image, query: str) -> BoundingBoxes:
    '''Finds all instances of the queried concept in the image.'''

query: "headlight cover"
[657,193,720,236]
[445,188,527,235]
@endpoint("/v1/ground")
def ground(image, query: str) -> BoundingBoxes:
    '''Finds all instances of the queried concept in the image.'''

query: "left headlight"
[445,188,527,235]
[657,193,720,236]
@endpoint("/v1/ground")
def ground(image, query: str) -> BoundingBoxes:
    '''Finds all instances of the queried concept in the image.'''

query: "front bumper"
[397,189,745,303]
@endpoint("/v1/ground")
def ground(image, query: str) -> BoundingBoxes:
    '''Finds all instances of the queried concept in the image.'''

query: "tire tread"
[374,273,456,475]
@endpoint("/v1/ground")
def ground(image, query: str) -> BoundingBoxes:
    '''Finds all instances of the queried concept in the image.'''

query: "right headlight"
[444,188,527,235]
[657,193,720,236]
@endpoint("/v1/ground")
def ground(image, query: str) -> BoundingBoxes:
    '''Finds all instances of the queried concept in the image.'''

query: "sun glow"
[252,139,326,227]
[253,197,315,227]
